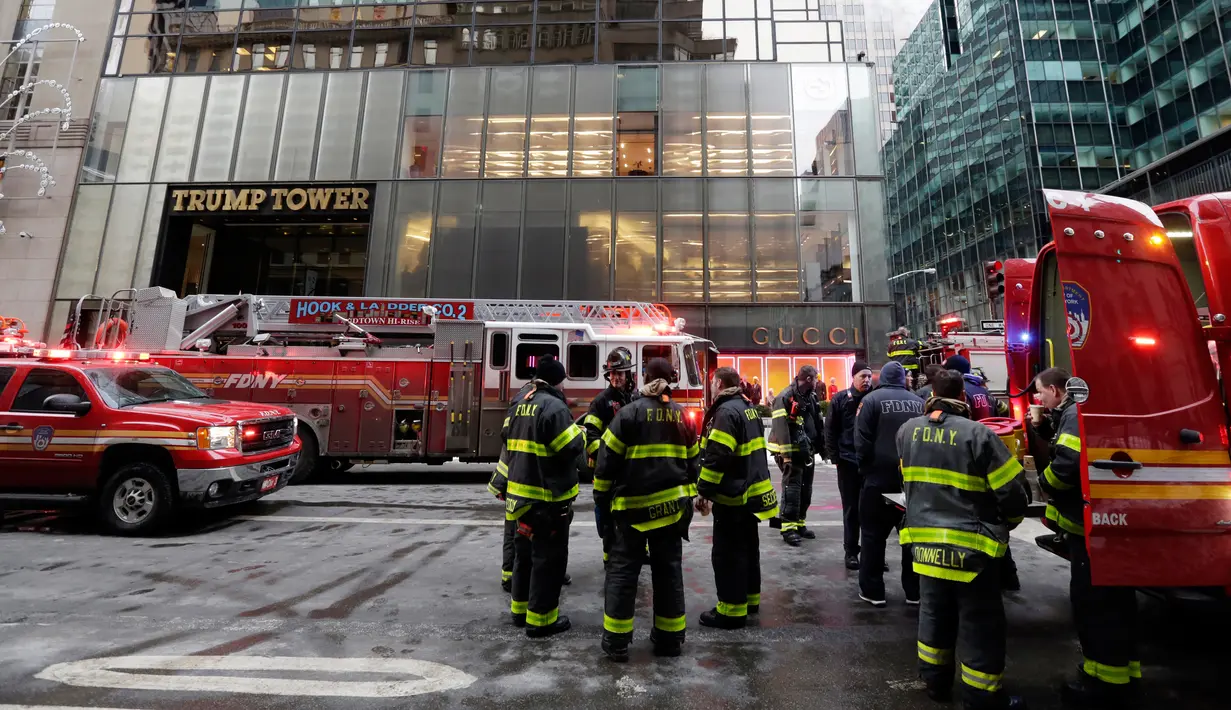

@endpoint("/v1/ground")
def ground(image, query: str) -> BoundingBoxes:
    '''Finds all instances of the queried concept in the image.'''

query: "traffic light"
[985,260,1005,300]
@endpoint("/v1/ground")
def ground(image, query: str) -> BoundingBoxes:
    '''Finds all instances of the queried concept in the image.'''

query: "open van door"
[1003,258,1036,421]
[1040,190,1231,587]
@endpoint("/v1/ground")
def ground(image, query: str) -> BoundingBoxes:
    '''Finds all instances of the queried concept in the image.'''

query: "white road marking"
[35,655,477,698]
[237,514,844,529]
[0,706,147,710]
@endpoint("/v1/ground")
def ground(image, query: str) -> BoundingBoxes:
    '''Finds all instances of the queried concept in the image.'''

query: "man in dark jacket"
[584,347,636,567]
[595,358,700,661]
[489,357,585,638]
[944,355,1009,421]
[887,327,922,383]
[915,364,944,401]
[825,360,874,570]
[854,362,924,606]
[696,366,779,630]
[768,365,822,546]
[899,369,1028,709]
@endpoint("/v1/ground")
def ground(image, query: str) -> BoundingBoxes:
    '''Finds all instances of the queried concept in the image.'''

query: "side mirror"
[43,393,91,416]
[1066,377,1090,404]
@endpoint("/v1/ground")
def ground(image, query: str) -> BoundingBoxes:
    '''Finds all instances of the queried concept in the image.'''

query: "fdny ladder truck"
[60,289,716,483]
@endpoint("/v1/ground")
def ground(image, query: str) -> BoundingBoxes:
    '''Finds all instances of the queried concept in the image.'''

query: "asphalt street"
[0,461,1227,710]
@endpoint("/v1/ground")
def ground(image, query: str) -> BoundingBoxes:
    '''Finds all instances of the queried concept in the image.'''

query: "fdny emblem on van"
[1063,282,1091,349]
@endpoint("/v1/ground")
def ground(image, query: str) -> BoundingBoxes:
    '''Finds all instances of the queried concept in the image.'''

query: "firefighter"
[584,347,636,567]
[915,364,944,401]
[888,327,922,384]
[768,365,822,546]
[854,362,924,606]
[595,357,699,662]
[1032,368,1139,707]
[898,369,1028,709]
[695,366,778,629]
[488,357,585,638]
[825,361,874,570]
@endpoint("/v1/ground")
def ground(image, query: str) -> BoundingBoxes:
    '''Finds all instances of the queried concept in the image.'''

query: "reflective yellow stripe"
[507,439,549,456]
[587,438,601,454]
[716,601,747,617]
[987,458,1023,490]
[771,409,788,418]
[1046,503,1084,535]
[583,414,603,429]
[902,466,988,492]
[780,520,803,531]
[961,664,1003,692]
[746,593,760,606]
[1057,432,1082,452]
[507,480,579,502]
[700,467,724,484]
[496,460,509,476]
[753,505,779,521]
[511,599,528,614]
[603,614,634,634]
[686,442,700,458]
[713,477,775,507]
[708,428,738,451]
[1006,515,1024,524]
[918,641,953,666]
[502,417,510,429]
[1083,658,1130,685]
[1129,660,1142,679]
[593,477,612,492]
[549,423,583,452]
[526,608,559,627]
[631,510,684,531]
[889,349,916,357]
[505,505,531,521]
[601,429,627,455]
[767,442,798,453]
[654,614,686,632]
[625,443,692,459]
[487,483,503,496]
[501,570,512,581]
[899,527,1006,557]
[611,484,697,511]
[737,437,766,456]
[1043,464,1073,491]
[913,562,979,582]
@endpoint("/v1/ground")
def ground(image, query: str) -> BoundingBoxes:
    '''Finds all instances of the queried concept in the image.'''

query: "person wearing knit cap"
[824,360,875,569]
[943,354,1010,423]
[595,357,699,661]
[489,355,585,639]
[853,362,924,606]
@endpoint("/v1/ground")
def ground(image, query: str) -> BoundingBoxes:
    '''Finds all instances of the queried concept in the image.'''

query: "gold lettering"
[778,327,795,345]
[352,187,370,210]
[171,189,189,211]
[802,327,822,346]
[948,430,957,446]
[912,426,920,441]
[187,189,206,212]
[270,188,288,210]
[249,189,267,210]
[285,188,308,211]
[308,188,334,210]
[829,327,848,346]
[223,189,250,211]
[204,189,223,211]
[514,403,540,417]
[334,188,350,209]
[752,327,770,346]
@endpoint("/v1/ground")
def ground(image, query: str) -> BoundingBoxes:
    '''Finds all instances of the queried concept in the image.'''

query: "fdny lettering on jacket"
[515,403,540,417]
[644,408,683,423]
[1092,512,1127,526]
[910,426,959,446]
[913,545,967,569]
[879,399,924,414]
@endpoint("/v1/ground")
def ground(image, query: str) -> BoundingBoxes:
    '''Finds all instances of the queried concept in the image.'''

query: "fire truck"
[1012,189,1231,594]
[60,289,716,483]
[918,320,1009,394]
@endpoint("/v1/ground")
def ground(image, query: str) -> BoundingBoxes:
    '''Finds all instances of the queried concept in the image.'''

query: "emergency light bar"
[29,348,151,362]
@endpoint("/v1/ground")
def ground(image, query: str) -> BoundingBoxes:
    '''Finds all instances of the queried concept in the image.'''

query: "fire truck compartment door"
[1044,190,1231,587]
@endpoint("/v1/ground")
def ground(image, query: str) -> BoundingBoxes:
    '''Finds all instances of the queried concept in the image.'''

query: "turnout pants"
[501,518,515,585]
[510,503,573,629]
[858,485,919,601]
[712,505,762,618]
[602,520,686,644]
[1068,534,1140,687]
[917,562,1009,709]
[778,456,815,532]
[835,459,862,556]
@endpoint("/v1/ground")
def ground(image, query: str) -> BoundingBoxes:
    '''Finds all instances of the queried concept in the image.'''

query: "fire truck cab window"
[682,343,701,387]
[489,332,509,369]
[568,343,599,379]
[13,370,88,412]
[1161,213,1208,317]
[1038,253,1074,374]
[0,367,14,395]
[642,344,679,383]
[515,343,560,380]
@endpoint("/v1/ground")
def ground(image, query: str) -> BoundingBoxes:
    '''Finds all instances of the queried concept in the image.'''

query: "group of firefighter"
[487,333,1137,710]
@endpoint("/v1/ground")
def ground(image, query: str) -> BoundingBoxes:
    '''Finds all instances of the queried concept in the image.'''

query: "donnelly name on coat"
[913,546,967,569]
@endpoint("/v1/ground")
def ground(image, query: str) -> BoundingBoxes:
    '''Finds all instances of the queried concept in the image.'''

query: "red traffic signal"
[985,260,1005,299]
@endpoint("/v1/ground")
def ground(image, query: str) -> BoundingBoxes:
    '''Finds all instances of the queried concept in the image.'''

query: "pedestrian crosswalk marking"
[236,514,845,529]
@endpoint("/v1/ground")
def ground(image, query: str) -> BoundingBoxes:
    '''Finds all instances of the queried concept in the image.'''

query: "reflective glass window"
[392,182,436,298]
[430,181,479,297]
[661,179,703,302]
[617,66,659,176]
[82,79,135,184]
[475,181,524,297]
[749,64,794,175]
[528,66,572,177]
[483,66,529,177]
[662,64,702,175]
[568,180,612,299]
[614,181,658,300]
[441,68,487,177]
[706,179,751,301]
[572,65,615,176]
[522,181,567,298]
[791,64,852,176]
[471,25,533,65]
[705,64,749,176]
[798,178,855,302]
[402,70,447,178]
[599,22,659,62]
[752,179,799,301]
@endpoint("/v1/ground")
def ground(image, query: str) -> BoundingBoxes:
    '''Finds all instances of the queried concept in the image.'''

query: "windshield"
[86,367,210,408]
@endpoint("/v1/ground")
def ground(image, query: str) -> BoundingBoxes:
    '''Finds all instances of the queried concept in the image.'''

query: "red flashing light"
[939,317,963,325]
[1221,425,1228,448]
[243,427,259,440]
[45,349,71,359]
[1148,234,1165,246]
[1130,335,1157,347]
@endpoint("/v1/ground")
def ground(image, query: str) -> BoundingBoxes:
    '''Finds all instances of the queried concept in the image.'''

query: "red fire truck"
[60,290,716,483]
[1012,189,1231,593]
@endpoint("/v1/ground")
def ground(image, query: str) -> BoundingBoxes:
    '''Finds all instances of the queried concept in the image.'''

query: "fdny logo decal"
[212,373,289,389]
[1092,512,1127,526]
[1063,282,1091,349]
[31,425,54,452]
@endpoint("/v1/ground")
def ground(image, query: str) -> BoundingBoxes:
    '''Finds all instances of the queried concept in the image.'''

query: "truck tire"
[289,428,320,485]
[329,459,355,473]
[98,462,173,536]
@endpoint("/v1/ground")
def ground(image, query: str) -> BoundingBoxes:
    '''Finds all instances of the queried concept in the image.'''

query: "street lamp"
[887,267,937,283]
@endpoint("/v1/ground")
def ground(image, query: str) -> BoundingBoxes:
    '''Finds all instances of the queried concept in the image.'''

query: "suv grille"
[240,416,296,454]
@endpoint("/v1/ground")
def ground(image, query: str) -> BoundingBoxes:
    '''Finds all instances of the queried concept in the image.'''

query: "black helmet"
[603,347,635,374]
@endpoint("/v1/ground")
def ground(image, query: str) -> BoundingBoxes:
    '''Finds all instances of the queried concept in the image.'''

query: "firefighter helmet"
[603,347,635,374]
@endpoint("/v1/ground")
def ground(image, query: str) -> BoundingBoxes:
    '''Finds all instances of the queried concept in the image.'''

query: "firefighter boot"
[510,612,526,628]
[601,634,630,663]
[798,527,817,540]
[699,608,747,630]
[649,628,683,657]
[1060,672,1135,709]
[782,531,802,547]
[525,615,571,639]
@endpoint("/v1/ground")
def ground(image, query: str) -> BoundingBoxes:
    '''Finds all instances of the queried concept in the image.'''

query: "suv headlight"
[196,425,237,450]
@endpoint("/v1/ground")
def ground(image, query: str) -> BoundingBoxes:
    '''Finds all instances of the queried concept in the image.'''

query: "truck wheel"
[329,459,355,473]
[99,463,173,536]
[289,429,320,485]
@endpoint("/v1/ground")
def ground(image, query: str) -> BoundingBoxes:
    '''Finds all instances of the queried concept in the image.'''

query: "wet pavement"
[0,461,1227,709]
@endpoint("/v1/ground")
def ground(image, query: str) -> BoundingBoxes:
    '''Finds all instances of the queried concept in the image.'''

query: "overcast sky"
[865,0,935,42]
